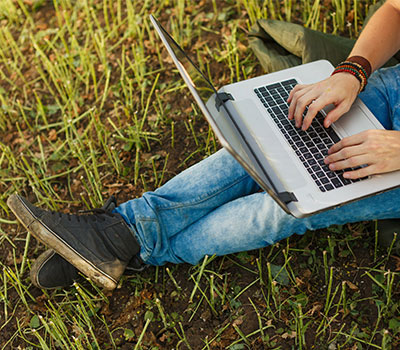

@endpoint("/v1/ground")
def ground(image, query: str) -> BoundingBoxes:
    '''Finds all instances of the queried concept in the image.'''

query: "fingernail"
[329,164,335,170]
[343,173,350,178]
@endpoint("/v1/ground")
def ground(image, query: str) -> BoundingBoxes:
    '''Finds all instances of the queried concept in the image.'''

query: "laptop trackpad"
[231,98,307,190]
[335,104,380,137]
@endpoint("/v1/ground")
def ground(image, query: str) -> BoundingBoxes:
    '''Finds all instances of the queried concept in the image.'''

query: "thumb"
[324,103,351,128]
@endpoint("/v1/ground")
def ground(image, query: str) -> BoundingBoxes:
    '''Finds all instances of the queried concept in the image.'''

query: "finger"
[325,144,366,164]
[287,84,306,103]
[328,154,369,171]
[288,86,309,120]
[328,132,367,155]
[343,165,375,180]
[293,92,318,128]
[302,96,331,131]
[323,103,350,128]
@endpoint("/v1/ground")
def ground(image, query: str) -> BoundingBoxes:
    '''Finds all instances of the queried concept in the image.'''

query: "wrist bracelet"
[331,56,372,93]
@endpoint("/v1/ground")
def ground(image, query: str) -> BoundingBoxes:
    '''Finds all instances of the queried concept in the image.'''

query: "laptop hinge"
[277,191,298,204]
[215,92,234,111]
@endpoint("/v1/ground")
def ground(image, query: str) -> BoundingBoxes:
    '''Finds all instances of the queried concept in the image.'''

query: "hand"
[324,130,400,179]
[287,73,360,130]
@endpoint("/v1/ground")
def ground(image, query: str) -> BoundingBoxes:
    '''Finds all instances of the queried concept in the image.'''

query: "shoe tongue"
[101,196,117,212]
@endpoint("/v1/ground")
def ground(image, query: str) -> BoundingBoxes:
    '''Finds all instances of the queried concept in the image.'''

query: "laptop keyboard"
[254,79,365,192]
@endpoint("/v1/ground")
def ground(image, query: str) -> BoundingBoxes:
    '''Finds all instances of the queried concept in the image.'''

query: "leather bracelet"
[347,56,372,78]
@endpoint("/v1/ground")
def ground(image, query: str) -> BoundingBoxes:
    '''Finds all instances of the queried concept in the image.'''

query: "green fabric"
[249,2,399,73]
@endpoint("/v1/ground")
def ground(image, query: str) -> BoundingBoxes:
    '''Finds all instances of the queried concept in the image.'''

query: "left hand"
[325,129,400,179]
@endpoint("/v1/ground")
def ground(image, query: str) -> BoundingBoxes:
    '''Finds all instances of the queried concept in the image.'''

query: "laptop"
[150,15,400,218]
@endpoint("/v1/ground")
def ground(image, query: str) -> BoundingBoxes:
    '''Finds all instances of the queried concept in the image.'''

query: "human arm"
[286,0,400,179]
[287,0,400,130]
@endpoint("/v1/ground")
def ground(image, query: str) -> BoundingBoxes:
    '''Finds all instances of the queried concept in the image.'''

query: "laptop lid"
[149,15,294,213]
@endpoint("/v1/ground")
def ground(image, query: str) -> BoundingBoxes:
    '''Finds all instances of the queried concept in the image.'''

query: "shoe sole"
[8,194,117,290]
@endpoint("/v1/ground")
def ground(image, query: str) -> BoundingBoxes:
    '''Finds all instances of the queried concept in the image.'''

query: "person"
[7,0,400,290]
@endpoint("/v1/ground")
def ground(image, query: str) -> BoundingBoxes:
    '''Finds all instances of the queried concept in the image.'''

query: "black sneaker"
[8,194,140,290]
[30,249,147,289]
[30,249,80,289]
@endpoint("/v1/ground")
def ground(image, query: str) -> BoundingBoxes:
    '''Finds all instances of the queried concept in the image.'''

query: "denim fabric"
[115,64,400,266]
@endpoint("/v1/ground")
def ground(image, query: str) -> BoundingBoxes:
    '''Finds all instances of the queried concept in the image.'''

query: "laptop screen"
[150,15,292,213]
[150,17,223,108]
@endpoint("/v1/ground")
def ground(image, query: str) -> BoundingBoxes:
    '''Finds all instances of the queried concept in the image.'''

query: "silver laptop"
[150,15,400,218]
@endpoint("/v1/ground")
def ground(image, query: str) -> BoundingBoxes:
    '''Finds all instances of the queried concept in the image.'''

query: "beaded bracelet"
[331,56,372,93]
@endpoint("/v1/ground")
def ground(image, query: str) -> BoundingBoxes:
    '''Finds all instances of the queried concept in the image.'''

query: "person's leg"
[161,185,400,266]
[359,63,400,130]
[114,148,260,263]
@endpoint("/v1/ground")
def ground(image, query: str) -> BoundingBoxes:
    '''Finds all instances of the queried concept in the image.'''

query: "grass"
[1,0,400,349]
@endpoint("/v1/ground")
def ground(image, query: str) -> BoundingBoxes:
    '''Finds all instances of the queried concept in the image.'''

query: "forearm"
[349,0,400,72]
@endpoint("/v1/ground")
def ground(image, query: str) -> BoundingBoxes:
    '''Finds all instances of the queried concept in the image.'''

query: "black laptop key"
[332,178,343,188]
[325,184,335,191]
[315,153,323,160]
[326,127,340,143]
[299,147,307,153]
[266,83,281,90]
[313,137,323,144]
[319,186,326,192]
[327,171,336,179]
[322,164,330,172]
[312,165,321,172]
[305,141,314,148]
[321,177,330,184]
[282,79,297,86]
[304,152,313,160]
[309,132,317,138]
[272,106,281,114]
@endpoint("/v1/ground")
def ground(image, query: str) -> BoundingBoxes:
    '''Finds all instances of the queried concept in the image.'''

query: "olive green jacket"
[249,2,399,72]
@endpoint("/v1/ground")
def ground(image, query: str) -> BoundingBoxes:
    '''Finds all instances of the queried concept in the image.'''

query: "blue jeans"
[115,64,400,266]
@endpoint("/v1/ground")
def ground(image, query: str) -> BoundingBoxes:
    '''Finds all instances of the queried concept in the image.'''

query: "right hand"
[287,72,361,131]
